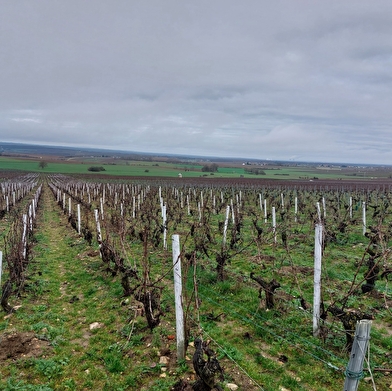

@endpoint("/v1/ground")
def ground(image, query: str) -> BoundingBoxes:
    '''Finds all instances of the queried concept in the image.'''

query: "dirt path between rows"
[0,183,106,383]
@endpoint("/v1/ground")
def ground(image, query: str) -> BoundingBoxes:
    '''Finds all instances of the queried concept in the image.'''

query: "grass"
[0,186,184,390]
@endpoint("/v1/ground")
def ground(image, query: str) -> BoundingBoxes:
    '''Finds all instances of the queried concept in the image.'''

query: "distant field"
[0,156,391,180]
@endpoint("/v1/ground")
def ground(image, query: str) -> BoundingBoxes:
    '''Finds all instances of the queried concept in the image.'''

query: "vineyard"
[0,172,391,391]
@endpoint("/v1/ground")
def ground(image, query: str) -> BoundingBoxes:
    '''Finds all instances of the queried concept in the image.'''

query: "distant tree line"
[88,166,106,172]
[244,167,266,175]
[201,163,219,172]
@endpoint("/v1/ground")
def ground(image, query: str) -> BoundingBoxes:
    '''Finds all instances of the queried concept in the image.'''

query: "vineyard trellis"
[1,174,41,313]
[1,173,391,390]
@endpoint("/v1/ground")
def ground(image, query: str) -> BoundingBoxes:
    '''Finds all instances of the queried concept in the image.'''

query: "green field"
[0,156,391,181]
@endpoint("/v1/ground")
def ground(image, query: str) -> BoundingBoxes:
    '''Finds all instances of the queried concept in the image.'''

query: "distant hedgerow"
[88,166,106,172]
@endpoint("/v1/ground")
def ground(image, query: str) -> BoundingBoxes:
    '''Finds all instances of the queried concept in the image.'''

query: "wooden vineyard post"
[316,202,322,222]
[294,196,298,223]
[0,251,2,288]
[22,214,28,260]
[223,205,230,247]
[343,319,372,391]
[172,234,185,361]
[264,199,267,223]
[77,204,81,235]
[94,209,102,254]
[230,199,235,224]
[100,198,104,220]
[162,204,167,249]
[31,199,36,220]
[29,204,33,232]
[362,202,366,235]
[132,196,136,218]
[349,196,353,219]
[313,223,323,337]
[272,206,276,244]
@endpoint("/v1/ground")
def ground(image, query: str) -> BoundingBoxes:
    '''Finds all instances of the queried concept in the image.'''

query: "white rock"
[226,383,239,391]
[159,356,170,365]
[89,322,103,330]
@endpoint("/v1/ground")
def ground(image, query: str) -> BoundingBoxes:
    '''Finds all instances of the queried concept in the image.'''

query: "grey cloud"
[1,0,392,163]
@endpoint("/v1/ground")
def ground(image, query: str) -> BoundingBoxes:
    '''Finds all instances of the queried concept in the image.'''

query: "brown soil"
[0,331,52,361]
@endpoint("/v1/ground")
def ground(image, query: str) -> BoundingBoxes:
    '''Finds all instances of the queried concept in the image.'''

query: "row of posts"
[50,181,373,390]
[0,184,42,289]
[313,221,372,390]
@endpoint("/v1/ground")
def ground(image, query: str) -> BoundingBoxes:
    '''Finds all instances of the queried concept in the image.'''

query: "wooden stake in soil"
[22,214,28,260]
[313,223,323,336]
[0,251,3,288]
[223,205,230,248]
[343,319,372,391]
[77,204,81,235]
[172,234,185,361]
[162,204,167,249]
[349,196,353,219]
[294,196,298,223]
[272,206,276,244]
[94,209,102,254]
[316,202,322,222]
[362,202,366,235]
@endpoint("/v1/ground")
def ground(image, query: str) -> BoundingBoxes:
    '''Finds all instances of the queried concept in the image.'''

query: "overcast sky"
[1,1,392,164]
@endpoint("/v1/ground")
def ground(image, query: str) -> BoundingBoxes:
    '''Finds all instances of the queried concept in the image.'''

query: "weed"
[3,378,54,391]
[34,304,48,312]
[152,326,165,348]
[34,358,67,379]
[148,378,177,390]
[124,333,144,348]
[83,286,97,298]
[176,358,189,375]
[103,344,125,373]
[217,344,242,361]
[62,379,76,390]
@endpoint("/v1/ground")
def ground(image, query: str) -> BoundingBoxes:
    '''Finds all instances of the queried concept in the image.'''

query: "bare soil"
[0,331,52,361]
